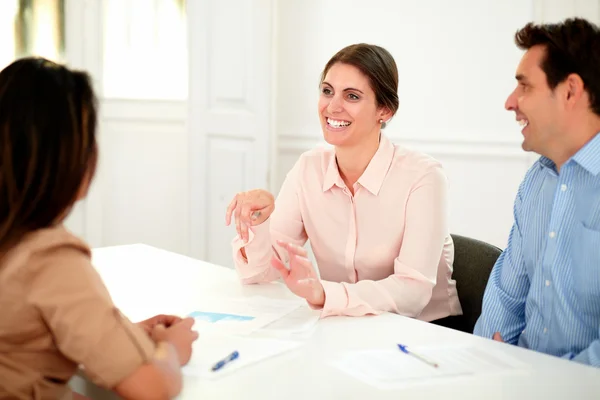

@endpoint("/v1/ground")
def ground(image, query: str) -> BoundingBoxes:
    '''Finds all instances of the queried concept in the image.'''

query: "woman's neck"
[335,134,381,193]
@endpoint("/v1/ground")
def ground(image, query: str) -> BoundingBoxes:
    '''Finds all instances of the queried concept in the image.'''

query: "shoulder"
[516,157,547,200]
[284,142,335,180]
[25,225,91,265]
[2,225,91,283]
[392,143,442,169]
[388,143,446,183]
[297,143,334,169]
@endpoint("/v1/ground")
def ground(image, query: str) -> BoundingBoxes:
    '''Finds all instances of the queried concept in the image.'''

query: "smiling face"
[505,45,566,155]
[318,62,391,148]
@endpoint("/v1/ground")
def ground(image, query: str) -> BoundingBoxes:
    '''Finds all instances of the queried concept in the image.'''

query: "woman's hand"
[137,314,182,335]
[225,189,275,242]
[151,317,199,366]
[270,240,325,307]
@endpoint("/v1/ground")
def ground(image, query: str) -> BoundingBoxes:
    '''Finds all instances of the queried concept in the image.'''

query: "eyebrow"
[515,74,529,83]
[321,81,364,94]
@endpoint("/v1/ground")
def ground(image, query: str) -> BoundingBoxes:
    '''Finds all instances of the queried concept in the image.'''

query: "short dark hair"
[0,57,98,250]
[515,17,600,116]
[321,43,399,127]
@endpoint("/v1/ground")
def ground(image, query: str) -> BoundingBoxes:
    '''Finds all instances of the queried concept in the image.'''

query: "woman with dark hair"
[225,44,462,324]
[0,57,197,400]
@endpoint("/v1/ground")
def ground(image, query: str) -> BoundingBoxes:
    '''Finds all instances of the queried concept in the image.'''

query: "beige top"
[0,226,155,400]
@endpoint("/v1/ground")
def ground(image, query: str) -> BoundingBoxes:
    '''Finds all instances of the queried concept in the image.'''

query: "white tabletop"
[73,244,600,400]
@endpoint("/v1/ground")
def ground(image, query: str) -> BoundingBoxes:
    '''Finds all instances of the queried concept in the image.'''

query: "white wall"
[62,0,191,256]
[537,0,600,21]
[63,0,275,264]
[99,100,189,254]
[187,0,275,267]
[62,0,600,262]
[274,0,600,249]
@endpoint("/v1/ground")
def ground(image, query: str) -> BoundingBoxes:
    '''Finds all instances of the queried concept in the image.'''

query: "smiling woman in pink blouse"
[225,43,462,323]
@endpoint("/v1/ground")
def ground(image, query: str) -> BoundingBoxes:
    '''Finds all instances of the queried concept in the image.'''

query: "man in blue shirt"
[474,18,600,367]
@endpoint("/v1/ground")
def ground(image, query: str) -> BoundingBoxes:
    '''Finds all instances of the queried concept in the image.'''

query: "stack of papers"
[331,345,529,389]
[183,334,302,379]
[181,296,320,379]
[186,296,302,335]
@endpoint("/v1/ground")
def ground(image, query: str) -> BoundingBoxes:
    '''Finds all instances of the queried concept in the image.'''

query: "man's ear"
[564,73,585,105]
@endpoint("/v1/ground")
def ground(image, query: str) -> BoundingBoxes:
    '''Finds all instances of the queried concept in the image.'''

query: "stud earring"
[378,119,384,124]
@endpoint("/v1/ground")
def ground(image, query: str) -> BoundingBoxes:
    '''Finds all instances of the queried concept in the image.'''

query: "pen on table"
[397,344,439,368]
[211,350,240,372]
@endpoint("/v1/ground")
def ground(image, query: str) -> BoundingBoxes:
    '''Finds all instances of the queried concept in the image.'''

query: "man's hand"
[137,314,183,336]
[493,332,504,342]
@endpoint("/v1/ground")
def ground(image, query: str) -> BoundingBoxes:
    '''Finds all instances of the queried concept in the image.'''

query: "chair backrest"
[450,234,502,333]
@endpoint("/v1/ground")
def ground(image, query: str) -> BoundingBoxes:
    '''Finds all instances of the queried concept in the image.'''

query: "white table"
[72,244,600,399]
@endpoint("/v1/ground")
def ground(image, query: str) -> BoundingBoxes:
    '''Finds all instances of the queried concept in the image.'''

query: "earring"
[378,119,384,124]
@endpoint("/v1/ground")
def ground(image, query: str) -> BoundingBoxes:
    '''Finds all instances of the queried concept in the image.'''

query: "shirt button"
[545,280,551,287]
[543,327,548,334]
[549,231,556,238]
[561,184,567,192]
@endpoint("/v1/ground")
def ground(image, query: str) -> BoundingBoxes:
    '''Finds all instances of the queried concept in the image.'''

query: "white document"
[332,345,530,389]
[182,334,303,379]
[259,305,321,336]
[186,296,301,335]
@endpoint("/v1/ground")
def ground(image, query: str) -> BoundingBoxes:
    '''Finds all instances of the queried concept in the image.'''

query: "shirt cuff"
[232,219,271,265]
[314,280,349,317]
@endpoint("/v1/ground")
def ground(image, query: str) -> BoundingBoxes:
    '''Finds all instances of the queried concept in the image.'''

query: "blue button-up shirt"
[474,133,600,367]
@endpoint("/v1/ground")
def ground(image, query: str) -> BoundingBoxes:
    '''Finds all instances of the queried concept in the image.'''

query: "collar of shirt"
[572,131,600,176]
[538,131,600,176]
[322,134,395,196]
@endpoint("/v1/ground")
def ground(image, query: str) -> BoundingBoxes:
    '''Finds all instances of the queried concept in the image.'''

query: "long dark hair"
[0,57,98,251]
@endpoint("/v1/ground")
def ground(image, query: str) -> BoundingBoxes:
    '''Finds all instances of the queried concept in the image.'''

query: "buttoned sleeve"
[563,334,600,367]
[27,246,155,389]
[232,156,308,284]
[473,173,532,344]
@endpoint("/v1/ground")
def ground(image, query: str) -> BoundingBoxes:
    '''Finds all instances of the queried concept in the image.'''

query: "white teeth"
[327,118,351,128]
[518,119,529,127]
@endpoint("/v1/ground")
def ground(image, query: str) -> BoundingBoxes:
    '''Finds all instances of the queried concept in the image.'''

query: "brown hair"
[0,57,98,251]
[515,17,600,116]
[321,43,399,127]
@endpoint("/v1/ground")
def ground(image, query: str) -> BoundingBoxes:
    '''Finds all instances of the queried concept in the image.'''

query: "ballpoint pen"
[397,344,439,368]
[211,350,240,372]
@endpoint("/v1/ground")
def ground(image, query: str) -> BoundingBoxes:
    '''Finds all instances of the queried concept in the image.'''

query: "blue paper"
[188,311,255,323]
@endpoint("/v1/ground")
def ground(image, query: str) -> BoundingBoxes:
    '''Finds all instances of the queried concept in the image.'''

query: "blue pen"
[397,344,439,368]
[211,350,240,372]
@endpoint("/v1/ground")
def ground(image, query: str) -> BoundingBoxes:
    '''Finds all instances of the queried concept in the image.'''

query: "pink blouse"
[232,135,462,320]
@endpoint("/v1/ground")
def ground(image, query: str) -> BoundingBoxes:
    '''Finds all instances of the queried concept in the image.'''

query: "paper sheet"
[182,334,303,379]
[259,305,321,336]
[332,345,530,389]
[186,296,301,335]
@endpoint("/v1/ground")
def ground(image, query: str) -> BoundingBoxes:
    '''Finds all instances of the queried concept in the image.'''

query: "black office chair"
[449,234,502,333]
